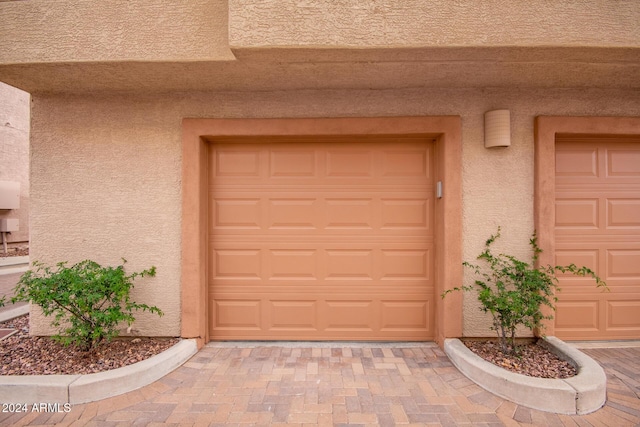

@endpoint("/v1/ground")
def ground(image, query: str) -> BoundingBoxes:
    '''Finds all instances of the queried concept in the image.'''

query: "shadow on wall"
[0,81,29,254]
[0,81,30,311]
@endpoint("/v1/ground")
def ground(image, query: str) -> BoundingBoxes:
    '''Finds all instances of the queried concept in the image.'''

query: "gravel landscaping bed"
[464,339,577,379]
[0,315,178,375]
[0,248,29,258]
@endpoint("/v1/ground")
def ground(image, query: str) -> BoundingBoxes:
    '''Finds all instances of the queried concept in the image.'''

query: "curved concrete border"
[444,337,606,414]
[0,339,197,404]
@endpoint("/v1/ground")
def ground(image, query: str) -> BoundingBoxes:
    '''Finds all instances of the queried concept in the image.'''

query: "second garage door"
[207,137,435,340]
[554,135,640,340]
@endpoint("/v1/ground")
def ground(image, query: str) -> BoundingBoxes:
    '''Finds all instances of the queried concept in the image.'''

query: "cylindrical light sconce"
[484,109,511,148]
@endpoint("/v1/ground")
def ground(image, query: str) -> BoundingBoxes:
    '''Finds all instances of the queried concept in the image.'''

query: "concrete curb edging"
[0,255,29,276]
[0,339,198,405]
[0,255,29,269]
[444,337,606,415]
[0,304,29,322]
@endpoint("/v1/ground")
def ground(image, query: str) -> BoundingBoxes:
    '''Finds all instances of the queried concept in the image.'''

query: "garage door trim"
[182,117,462,348]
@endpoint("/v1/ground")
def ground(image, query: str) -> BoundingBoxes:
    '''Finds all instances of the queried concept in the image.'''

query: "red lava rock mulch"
[464,339,577,379]
[0,248,29,258]
[0,315,179,375]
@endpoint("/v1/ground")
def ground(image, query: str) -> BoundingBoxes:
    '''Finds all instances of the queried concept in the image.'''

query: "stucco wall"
[4,0,635,64]
[0,82,29,246]
[230,0,639,48]
[1,1,637,94]
[0,0,232,64]
[28,87,640,337]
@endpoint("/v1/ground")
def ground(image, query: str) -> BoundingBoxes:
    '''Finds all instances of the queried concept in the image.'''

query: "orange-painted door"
[554,136,640,340]
[207,137,435,340]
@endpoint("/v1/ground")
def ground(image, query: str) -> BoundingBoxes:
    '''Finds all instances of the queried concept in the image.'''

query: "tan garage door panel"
[555,136,640,340]
[207,138,435,341]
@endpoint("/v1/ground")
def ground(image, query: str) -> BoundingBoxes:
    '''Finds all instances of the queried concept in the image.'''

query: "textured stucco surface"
[0,82,29,244]
[1,1,638,93]
[29,94,182,336]
[1,48,638,94]
[27,87,640,337]
[230,0,640,48]
[0,0,233,63]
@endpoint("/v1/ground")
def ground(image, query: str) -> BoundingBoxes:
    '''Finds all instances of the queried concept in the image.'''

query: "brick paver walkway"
[1,342,638,426]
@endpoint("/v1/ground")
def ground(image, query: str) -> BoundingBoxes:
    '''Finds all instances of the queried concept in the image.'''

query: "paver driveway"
[1,342,638,426]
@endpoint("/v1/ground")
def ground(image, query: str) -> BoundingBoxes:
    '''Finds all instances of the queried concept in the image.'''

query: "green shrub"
[443,227,606,355]
[9,259,162,352]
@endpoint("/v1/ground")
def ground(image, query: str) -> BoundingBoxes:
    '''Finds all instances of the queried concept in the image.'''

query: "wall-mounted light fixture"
[484,109,511,148]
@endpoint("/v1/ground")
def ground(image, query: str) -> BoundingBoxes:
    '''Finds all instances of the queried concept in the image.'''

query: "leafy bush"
[443,228,606,355]
[8,259,162,351]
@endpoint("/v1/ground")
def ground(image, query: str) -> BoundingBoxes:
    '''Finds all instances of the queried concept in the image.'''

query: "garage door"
[207,137,435,340]
[554,135,640,340]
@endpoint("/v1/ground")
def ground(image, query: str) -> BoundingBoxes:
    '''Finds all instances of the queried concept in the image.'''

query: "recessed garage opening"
[207,136,436,341]
[182,117,462,347]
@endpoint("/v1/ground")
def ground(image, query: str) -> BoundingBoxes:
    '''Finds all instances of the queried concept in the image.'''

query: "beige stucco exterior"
[229,0,639,48]
[0,0,232,63]
[0,1,638,339]
[0,1,638,93]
